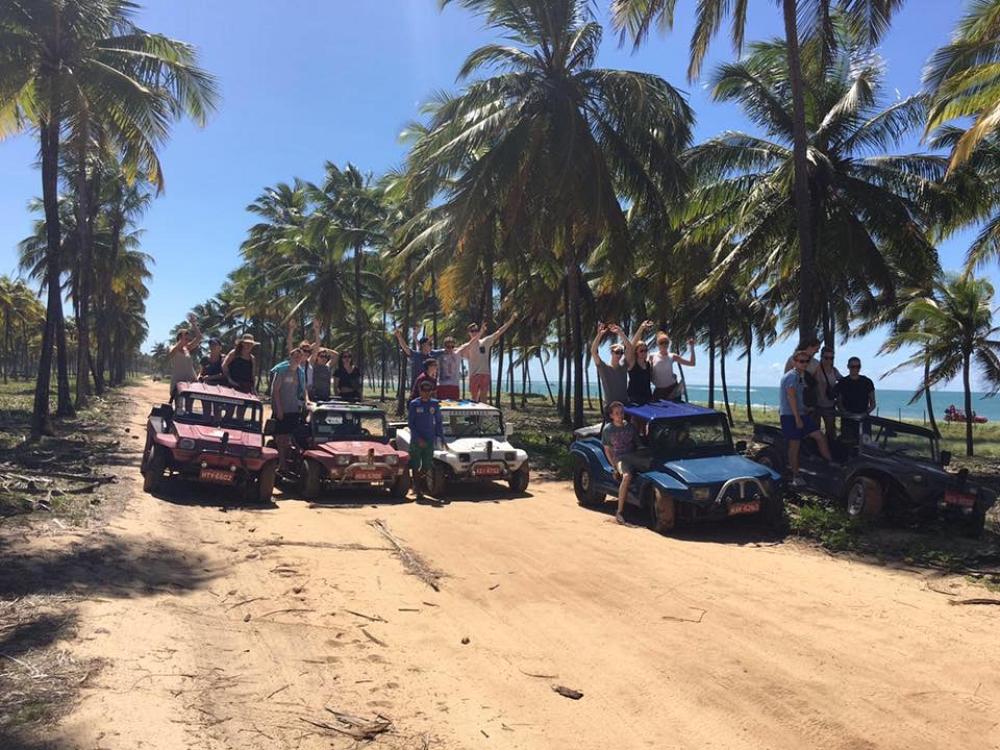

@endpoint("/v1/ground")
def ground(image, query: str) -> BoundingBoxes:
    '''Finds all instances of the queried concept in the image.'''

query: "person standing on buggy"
[223,335,259,395]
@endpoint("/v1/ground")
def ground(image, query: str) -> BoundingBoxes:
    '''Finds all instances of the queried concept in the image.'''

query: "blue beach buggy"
[569,401,785,533]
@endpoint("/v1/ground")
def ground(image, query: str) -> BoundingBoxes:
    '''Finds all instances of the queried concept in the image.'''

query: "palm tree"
[883,273,1000,457]
[925,0,1000,169]
[611,0,904,340]
[683,40,942,340]
[413,0,693,427]
[0,0,217,437]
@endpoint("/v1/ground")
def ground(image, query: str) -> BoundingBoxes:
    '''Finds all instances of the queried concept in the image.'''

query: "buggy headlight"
[336,455,351,466]
[178,438,196,451]
[691,487,712,502]
[384,454,398,466]
[245,447,261,459]
[504,452,516,461]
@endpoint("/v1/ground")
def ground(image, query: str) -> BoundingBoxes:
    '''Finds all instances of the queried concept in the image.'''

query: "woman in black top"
[334,351,362,402]
[626,342,652,405]
[223,336,258,394]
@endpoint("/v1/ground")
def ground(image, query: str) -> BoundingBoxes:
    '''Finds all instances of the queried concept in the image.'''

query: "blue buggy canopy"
[623,400,717,421]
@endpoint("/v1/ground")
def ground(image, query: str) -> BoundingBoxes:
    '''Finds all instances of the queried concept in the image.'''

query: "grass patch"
[788,501,863,551]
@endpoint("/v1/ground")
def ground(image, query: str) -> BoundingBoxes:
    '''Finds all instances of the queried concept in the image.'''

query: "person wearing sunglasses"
[835,357,876,441]
[591,322,629,407]
[334,350,362,402]
[780,350,836,486]
[815,347,842,441]
[624,320,655,405]
[458,313,518,403]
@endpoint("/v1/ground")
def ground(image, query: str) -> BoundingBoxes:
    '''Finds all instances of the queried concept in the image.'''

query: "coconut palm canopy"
[5,1,1000,436]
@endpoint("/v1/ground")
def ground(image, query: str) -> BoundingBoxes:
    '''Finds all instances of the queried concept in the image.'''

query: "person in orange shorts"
[457,314,517,402]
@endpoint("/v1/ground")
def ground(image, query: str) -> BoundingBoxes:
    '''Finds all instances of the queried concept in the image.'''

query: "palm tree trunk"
[32,119,64,438]
[521,354,528,409]
[924,352,939,437]
[567,255,584,429]
[708,326,716,409]
[963,351,974,457]
[430,266,438,346]
[507,349,515,410]
[745,326,754,423]
[584,350,593,411]
[380,301,387,401]
[74,133,94,407]
[782,0,819,341]
[354,244,364,373]
[495,334,505,408]
[720,336,733,426]
[539,348,555,406]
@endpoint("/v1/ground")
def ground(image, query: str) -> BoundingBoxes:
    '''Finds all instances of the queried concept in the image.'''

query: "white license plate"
[199,468,234,484]
[473,465,502,477]
[728,500,760,515]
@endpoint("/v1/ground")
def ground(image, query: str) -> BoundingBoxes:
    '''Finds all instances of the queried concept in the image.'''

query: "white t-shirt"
[460,332,499,377]
[649,350,677,389]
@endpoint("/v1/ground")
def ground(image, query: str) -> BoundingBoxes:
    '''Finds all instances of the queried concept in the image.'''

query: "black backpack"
[802,369,819,409]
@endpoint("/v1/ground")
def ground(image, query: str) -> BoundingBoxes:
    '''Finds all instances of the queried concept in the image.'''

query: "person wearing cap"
[412,359,439,399]
[199,337,226,385]
[456,313,518,403]
[407,379,444,500]
[591,322,628,408]
[223,335,259,394]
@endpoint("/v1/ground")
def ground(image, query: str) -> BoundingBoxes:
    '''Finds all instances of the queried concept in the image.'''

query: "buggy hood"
[174,422,262,446]
[655,455,776,485]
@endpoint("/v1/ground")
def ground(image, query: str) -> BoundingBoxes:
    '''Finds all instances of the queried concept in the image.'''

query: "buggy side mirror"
[940,450,952,467]
[735,440,747,453]
[150,403,173,420]
[504,423,513,438]
[263,418,277,436]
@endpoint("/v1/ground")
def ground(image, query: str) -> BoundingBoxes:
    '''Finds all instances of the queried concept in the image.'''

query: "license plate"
[473,465,502,477]
[200,468,235,484]
[728,500,760,515]
[353,469,384,481]
[944,491,976,507]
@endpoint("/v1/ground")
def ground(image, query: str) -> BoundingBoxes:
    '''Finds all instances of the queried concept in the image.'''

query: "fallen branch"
[368,519,441,592]
[227,597,267,610]
[662,607,707,624]
[552,685,583,700]
[519,669,557,679]
[257,608,315,618]
[948,598,1000,606]
[361,628,387,647]
[250,540,391,552]
[301,710,393,741]
[344,609,386,623]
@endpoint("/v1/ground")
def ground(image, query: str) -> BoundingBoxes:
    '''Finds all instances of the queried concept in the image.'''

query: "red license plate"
[473,465,502,477]
[200,468,235,484]
[728,500,760,516]
[945,491,976,507]
[353,469,384,481]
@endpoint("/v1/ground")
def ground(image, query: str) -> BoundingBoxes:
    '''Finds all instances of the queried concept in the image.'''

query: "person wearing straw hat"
[223,334,260,394]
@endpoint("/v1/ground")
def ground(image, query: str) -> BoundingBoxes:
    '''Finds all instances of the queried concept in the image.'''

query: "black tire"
[846,476,883,519]
[762,491,787,532]
[303,459,323,499]
[508,463,530,493]
[256,462,276,503]
[388,470,410,499]
[140,438,152,473]
[962,504,987,538]
[428,463,448,497]
[142,445,168,493]
[573,459,604,507]
[648,487,676,535]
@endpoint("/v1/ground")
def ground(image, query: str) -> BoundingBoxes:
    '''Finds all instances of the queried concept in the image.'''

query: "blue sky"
[0,0,991,391]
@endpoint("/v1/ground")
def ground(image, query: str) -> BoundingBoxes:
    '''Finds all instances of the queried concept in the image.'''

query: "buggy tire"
[303,459,323,499]
[573,459,605,507]
[648,487,676,535]
[143,445,168,494]
[256,462,277,503]
[508,463,530,493]
[428,463,448,498]
[762,491,787,532]
[846,476,883,519]
[962,504,987,538]
[388,471,410,499]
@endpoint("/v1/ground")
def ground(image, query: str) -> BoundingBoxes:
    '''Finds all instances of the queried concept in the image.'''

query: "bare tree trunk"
[924,353,939,437]
[745,325,754,423]
[720,335,733,426]
[521,353,528,409]
[707,325,716,410]
[539,348,555,406]
[963,351,973,457]
[567,255,584,429]
[782,0,819,342]
[380,301,387,401]
[354,244,365,373]
[430,266,438,346]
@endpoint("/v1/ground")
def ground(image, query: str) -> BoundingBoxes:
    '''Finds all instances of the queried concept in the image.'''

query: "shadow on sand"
[283,479,534,509]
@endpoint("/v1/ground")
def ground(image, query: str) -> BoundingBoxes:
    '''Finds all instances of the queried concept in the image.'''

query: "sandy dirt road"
[28,381,1000,749]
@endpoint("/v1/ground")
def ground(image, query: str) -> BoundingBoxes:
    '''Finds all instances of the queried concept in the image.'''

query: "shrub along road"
[13,381,1000,749]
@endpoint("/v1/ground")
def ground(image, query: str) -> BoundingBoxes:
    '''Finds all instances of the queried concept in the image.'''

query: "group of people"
[778,338,877,486]
[591,321,696,407]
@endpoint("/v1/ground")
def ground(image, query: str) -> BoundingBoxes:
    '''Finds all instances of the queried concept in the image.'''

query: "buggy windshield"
[869,421,938,462]
[174,395,261,432]
[442,410,504,438]
[648,415,733,459]
[313,411,387,441]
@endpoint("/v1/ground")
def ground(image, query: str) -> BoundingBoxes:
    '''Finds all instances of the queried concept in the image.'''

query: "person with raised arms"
[457,313,518,403]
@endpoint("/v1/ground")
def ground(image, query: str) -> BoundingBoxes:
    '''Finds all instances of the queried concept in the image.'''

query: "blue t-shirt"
[270,360,305,402]
[779,369,805,416]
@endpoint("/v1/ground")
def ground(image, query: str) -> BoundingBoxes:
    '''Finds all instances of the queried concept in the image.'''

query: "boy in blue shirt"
[408,379,444,500]
[780,350,835,486]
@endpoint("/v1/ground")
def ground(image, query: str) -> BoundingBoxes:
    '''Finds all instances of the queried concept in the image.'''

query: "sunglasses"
[795,358,810,364]
[822,355,834,360]
[848,364,860,369]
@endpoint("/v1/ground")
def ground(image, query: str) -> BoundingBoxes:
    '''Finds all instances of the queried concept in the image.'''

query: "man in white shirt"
[457,313,517,403]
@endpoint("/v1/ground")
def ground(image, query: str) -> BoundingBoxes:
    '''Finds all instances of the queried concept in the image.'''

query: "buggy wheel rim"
[847,481,865,516]
[580,468,591,492]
